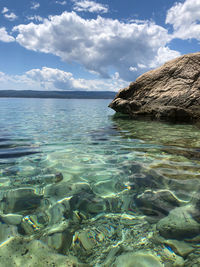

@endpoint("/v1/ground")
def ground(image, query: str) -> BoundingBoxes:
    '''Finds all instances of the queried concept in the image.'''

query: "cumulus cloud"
[150,47,181,68]
[25,67,128,91]
[0,27,15,42]
[13,11,180,81]
[166,0,200,40]
[0,67,128,91]
[73,0,108,13]
[26,67,75,90]
[31,2,40,10]
[55,1,67,5]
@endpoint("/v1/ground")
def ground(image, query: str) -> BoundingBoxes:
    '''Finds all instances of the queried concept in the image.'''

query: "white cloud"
[2,7,9,14]
[0,27,15,42]
[74,72,128,91]
[0,71,18,87]
[0,72,7,81]
[31,2,40,10]
[150,47,181,68]
[129,66,137,72]
[26,67,75,90]
[73,0,108,13]
[26,15,44,22]
[55,1,67,5]
[0,71,37,90]
[166,0,200,40]
[2,6,17,21]
[4,12,18,21]
[0,67,128,91]
[13,11,180,81]
[137,63,147,69]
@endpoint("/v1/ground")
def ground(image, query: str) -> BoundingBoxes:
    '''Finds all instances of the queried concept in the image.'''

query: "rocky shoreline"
[109,52,200,124]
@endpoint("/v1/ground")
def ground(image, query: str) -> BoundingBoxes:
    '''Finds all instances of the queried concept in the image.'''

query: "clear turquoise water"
[1,98,200,185]
[0,98,200,265]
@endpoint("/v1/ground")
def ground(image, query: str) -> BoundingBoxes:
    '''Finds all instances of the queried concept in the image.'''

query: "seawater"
[0,98,200,266]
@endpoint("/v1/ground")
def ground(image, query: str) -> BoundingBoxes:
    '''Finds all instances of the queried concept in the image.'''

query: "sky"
[0,0,199,91]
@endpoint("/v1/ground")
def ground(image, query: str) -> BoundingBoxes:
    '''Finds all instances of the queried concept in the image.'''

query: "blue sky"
[0,0,199,91]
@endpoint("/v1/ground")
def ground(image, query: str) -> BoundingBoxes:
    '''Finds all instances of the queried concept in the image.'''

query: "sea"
[0,98,200,266]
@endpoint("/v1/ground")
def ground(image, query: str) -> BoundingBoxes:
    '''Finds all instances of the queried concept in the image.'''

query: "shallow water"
[0,98,200,266]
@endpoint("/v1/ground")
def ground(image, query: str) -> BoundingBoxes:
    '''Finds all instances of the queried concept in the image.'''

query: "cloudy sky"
[0,0,199,91]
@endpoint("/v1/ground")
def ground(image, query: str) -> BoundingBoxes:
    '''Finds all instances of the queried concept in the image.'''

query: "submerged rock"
[41,221,73,254]
[135,189,185,219]
[0,222,18,244]
[45,230,73,253]
[69,190,106,216]
[113,251,163,267]
[128,170,166,193]
[0,213,23,225]
[44,181,91,200]
[109,52,200,123]
[1,188,43,213]
[163,178,200,202]
[185,252,200,267]
[159,246,185,267]
[12,172,63,186]
[21,214,47,235]
[72,222,116,252]
[0,236,73,267]
[164,239,194,258]
[47,197,71,225]
[157,205,200,239]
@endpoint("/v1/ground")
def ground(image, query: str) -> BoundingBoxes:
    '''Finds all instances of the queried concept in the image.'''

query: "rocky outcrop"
[109,52,200,123]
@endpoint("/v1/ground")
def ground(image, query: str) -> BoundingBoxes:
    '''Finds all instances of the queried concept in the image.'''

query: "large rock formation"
[109,52,200,123]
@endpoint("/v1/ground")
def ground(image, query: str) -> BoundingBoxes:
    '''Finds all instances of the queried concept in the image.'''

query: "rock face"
[109,52,200,123]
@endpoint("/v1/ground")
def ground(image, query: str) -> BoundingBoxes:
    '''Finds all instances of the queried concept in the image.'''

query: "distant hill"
[0,90,116,99]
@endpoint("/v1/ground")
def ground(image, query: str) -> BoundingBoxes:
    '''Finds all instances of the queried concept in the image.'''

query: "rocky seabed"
[1,164,200,267]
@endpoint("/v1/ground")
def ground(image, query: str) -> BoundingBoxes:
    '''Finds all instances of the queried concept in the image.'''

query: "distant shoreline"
[0,90,116,99]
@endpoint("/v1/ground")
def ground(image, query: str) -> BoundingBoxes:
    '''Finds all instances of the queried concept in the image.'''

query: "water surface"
[0,98,200,266]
